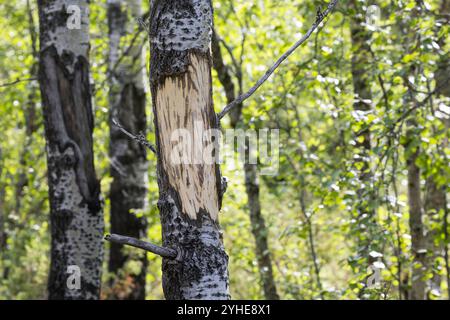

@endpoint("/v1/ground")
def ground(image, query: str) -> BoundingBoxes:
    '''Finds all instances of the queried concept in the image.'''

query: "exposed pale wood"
[155,54,219,221]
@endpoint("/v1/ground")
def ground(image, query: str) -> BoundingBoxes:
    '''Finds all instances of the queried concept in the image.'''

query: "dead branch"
[105,234,178,259]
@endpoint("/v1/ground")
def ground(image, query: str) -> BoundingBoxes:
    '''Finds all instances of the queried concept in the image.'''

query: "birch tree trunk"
[149,0,229,300]
[211,33,279,300]
[38,0,104,299]
[348,0,376,263]
[107,0,149,300]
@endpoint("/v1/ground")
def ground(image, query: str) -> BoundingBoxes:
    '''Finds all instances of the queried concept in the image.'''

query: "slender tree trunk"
[400,1,427,300]
[15,0,39,223]
[0,148,7,280]
[244,163,279,299]
[0,189,4,251]
[107,0,148,300]
[434,0,450,99]
[425,177,446,296]
[211,33,279,300]
[426,0,450,298]
[406,142,427,300]
[436,0,450,298]
[300,197,324,297]
[149,0,229,300]
[348,0,376,262]
[0,147,5,252]
[38,0,104,299]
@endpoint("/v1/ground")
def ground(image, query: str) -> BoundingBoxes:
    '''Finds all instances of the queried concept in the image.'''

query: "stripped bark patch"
[155,53,219,221]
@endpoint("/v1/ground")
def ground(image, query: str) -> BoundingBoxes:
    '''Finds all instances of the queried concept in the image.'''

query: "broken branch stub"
[105,234,178,259]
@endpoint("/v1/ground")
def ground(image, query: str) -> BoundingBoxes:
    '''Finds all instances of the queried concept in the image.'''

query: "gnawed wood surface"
[155,54,219,221]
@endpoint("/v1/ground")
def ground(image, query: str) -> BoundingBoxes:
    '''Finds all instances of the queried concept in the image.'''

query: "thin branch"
[391,88,436,127]
[105,234,178,259]
[368,45,389,110]
[217,0,339,120]
[354,85,441,139]
[0,77,37,88]
[218,37,242,79]
[112,118,157,155]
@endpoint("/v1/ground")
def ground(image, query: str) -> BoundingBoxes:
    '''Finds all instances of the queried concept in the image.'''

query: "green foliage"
[0,0,448,300]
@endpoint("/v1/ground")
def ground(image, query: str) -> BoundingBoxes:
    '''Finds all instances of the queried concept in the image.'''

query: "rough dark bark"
[348,0,377,262]
[244,163,279,300]
[37,0,104,300]
[149,0,229,300]
[212,32,279,300]
[107,0,148,300]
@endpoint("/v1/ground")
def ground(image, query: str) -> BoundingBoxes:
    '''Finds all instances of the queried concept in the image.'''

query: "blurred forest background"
[0,0,449,300]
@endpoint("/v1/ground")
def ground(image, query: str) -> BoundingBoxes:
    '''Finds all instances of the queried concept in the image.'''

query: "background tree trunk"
[211,32,279,300]
[149,0,229,300]
[348,0,376,263]
[15,0,40,218]
[38,0,104,299]
[406,142,426,300]
[107,0,149,300]
[401,2,427,300]
[424,176,446,296]
[425,0,450,297]
[434,0,450,99]
[0,147,5,253]
[244,162,279,299]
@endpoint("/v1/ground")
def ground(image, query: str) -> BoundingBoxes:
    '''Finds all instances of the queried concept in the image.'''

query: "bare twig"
[0,77,37,88]
[112,118,157,155]
[217,0,339,120]
[105,234,178,259]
